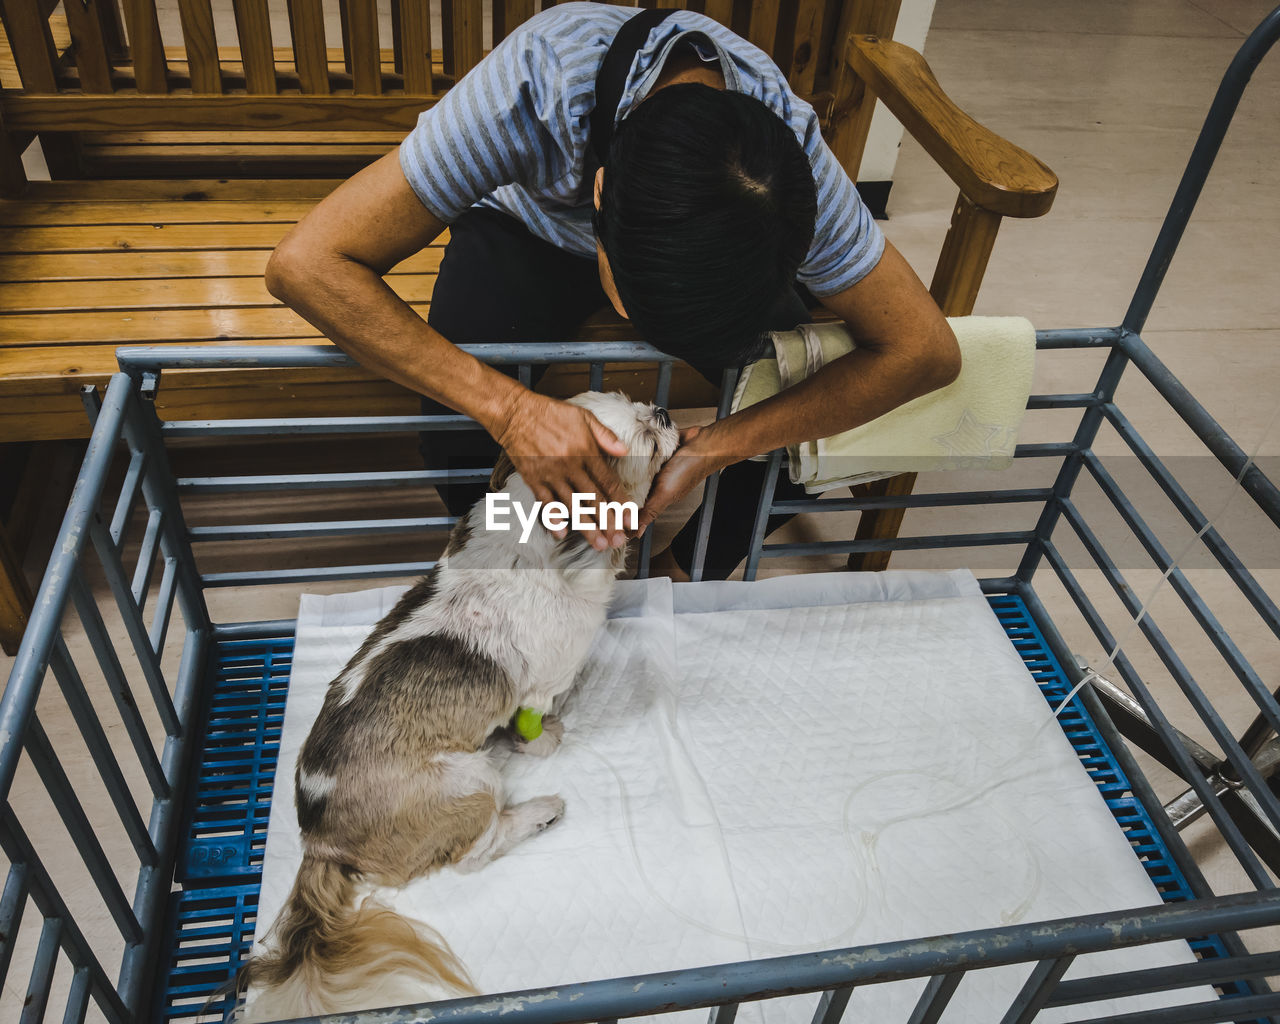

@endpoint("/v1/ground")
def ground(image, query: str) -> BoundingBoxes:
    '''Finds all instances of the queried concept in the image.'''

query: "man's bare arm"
[266,151,632,548]
[638,240,961,531]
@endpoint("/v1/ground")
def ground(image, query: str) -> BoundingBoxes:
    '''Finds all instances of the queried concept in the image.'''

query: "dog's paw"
[516,713,564,757]
[525,794,566,832]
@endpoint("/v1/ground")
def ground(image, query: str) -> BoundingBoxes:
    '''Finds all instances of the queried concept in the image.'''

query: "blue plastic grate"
[177,638,291,883]
[987,594,1253,1006]
[158,604,1256,1018]
[156,884,258,1022]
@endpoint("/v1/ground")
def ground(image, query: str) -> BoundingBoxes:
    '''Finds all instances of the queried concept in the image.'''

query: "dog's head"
[566,390,680,503]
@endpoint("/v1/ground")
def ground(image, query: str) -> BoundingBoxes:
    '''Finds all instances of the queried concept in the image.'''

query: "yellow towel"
[730,316,1036,493]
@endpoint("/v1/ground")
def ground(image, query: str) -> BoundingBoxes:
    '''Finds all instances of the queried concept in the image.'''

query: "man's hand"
[497,391,632,550]
[636,424,736,538]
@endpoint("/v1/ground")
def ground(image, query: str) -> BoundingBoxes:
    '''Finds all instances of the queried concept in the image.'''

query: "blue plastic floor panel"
[176,638,291,883]
[155,598,1248,1020]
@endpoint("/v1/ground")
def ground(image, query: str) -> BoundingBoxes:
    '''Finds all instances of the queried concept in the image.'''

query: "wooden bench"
[0,0,1058,653]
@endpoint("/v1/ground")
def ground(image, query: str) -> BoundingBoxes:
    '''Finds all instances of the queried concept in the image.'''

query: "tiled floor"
[3,0,1279,1017]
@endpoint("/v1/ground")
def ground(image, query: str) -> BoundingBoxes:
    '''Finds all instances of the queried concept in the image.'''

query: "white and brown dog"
[239,392,679,1020]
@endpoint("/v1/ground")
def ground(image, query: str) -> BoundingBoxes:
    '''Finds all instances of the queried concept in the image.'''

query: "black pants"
[421,207,813,580]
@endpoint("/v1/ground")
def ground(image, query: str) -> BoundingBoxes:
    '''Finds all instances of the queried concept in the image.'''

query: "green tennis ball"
[515,707,543,741]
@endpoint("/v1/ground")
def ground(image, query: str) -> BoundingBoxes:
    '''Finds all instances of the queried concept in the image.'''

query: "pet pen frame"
[4,6,1280,1022]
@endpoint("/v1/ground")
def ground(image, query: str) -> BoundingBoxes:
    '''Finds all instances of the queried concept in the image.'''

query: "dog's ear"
[490,451,516,491]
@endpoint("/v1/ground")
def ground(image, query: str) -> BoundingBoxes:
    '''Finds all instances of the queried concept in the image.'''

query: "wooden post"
[0,521,33,657]
[0,105,29,197]
[825,0,901,174]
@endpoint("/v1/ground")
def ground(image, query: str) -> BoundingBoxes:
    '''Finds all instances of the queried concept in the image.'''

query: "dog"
[237,392,679,1020]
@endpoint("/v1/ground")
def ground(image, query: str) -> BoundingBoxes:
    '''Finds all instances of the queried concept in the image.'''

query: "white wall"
[859,0,939,182]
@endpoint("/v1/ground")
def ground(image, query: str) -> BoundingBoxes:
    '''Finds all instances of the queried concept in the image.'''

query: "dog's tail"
[234,854,474,1020]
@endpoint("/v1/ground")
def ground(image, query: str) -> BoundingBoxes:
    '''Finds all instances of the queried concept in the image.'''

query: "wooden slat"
[177,0,222,93]
[746,0,782,61]
[0,247,441,282]
[0,306,334,344]
[702,0,737,27]
[0,272,434,313]
[16,178,344,200]
[232,0,277,94]
[5,94,436,132]
[287,0,329,94]
[0,223,293,253]
[62,0,115,93]
[0,199,319,225]
[0,520,32,657]
[0,0,60,90]
[442,0,483,79]
[341,0,382,94]
[496,0,537,43]
[394,0,433,93]
[96,0,127,61]
[120,0,169,93]
[787,0,826,95]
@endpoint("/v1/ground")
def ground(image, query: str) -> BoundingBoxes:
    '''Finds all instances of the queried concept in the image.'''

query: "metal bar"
[810,985,854,1024]
[1118,332,1280,527]
[769,488,1052,514]
[23,716,144,945]
[117,381,212,639]
[48,638,156,865]
[276,892,1280,1024]
[636,527,654,579]
[907,972,964,1024]
[118,627,208,1012]
[761,531,1037,557]
[1016,340,1132,587]
[149,558,178,655]
[109,448,146,548]
[655,362,673,408]
[1033,327,1122,349]
[1025,393,1102,409]
[178,467,491,494]
[88,516,181,736]
[68,572,169,800]
[202,562,435,587]
[1065,992,1280,1024]
[212,618,298,640]
[743,451,784,582]
[0,864,29,991]
[1040,540,1274,888]
[689,368,740,583]
[589,362,605,392]
[1048,949,1280,1005]
[707,1003,738,1024]
[999,955,1073,1024]
[1122,7,1280,333]
[130,507,164,609]
[62,968,91,1024]
[0,380,130,800]
[115,342,679,373]
[1014,442,1078,457]
[21,917,62,1024]
[1082,452,1280,739]
[189,517,456,542]
[0,807,129,1024]
[163,413,478,437]
[1016,583,1221,909]
[1103,404,1280,651]
[1059,499,1280,835]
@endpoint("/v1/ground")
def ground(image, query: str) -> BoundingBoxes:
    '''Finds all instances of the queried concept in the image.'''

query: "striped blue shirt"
[399,2,884,296]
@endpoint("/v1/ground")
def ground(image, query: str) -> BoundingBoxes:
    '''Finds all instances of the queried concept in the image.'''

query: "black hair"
[595,83,818,368]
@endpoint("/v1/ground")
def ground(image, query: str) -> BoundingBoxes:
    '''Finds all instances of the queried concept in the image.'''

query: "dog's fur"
[238,392,678,1020]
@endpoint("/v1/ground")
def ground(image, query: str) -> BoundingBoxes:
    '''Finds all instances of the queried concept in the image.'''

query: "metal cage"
[4,7,1280,1023]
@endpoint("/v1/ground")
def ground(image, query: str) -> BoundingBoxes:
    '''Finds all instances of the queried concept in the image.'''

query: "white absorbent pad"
[257,570,1212,1022]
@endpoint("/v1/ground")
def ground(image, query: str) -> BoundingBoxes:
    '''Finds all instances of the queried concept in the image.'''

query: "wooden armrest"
[846,35,1058,219]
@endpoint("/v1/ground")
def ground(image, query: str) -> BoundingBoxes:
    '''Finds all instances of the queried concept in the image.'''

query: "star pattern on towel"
[933,409,1002,460]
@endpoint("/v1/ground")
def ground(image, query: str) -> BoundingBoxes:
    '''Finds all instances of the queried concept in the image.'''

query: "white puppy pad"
[257,571,1210,1022]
